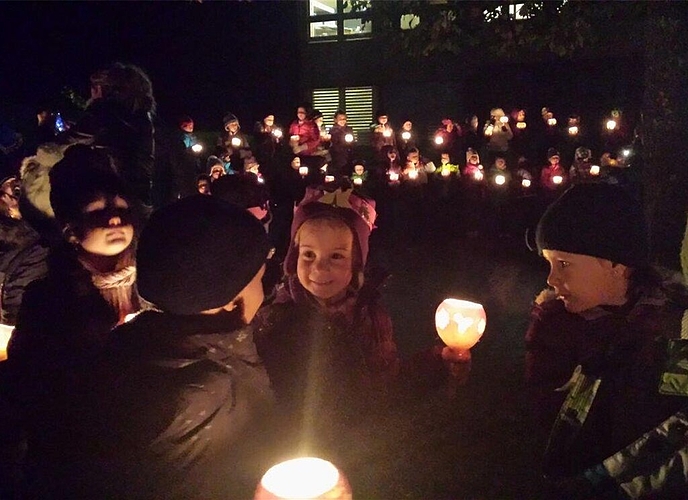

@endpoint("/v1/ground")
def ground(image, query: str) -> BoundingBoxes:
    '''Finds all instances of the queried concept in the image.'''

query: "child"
[525,183,687,481]
[486,155,513,238]
[539,147,568,202]
[196,173,211,195]
[216,112,252,173]
[370,110,395,161]
[329,110,354,178]
[13,195,276,498]
[460,149,486,237]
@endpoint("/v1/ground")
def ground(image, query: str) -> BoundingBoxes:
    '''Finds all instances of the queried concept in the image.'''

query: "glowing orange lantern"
[255,457,352,500]
[590,165,600,176]
[0,324,13,362]
[547,118,557,126]
[516,121,527,130]
[435,299,486,360]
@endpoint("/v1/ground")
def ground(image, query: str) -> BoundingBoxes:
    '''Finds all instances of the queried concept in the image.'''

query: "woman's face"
[78,195,134,256]
[296,219,354,305]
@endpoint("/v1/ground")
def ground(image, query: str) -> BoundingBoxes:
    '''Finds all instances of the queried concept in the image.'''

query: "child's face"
[543,249,627,313]
[197,180,210,195]
[335,114,347,127]
[387,150,397,161]
[441,154,450,165]
[495,158,506,170]
[291,157,301,169]
[264,115,274,127]
[211,167,224,179]
[78,195,134,257]
[378,115,388,125]
[181,121,194,133]
[549,156,560,166]
[296,219,354,304]
[225,121,239,133]
[402,121,412,131]
[354,164,365,175]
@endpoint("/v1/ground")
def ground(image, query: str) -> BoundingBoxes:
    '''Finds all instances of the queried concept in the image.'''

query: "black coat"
[17,310,275,499]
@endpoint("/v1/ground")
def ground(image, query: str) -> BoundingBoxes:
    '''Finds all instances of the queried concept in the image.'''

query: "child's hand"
[441,347,471,385]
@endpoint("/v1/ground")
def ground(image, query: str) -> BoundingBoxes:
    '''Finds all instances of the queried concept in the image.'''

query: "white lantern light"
[353,177,363,185]
[521,178,531,188]
[622,148,631,157]
[191,143,203,153]
[299,166,309,177]
[552,175,563,184]
[290,135,300,143]
[231,137,242,147]
[254,457,352,500]
[401,131,411,141]
[473,170,484,181]
[435,299,486,358]
[383,129,392,137]
[344,133,354,143]
[495,174,506,185]
[499,116,509,124]
[408,169,418,180]
[0,323,13,362]
[590,165,600,176]
[388,171,399,182]
[441,167,451,177]
[434,135,444,145]
[516,121,527,129]
[484,125,494,136]
[325,175,335,183]
[272,128,283,139]
[547,118,557,126]
[568,126,579,136]
[606,119,617,131]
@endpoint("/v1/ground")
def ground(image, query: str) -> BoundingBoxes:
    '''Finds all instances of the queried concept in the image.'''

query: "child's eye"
[300,250,316,260]
[331,253,346,260]
[558,260,570,268]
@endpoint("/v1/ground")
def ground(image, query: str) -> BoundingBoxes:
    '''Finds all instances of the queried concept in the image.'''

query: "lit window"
[400,14,420,30]
[308,0,372,41]
[483,2,542,22]
[312,86,374,138]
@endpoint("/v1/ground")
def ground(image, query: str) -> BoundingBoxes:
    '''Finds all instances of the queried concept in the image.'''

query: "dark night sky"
[1,1,301,130]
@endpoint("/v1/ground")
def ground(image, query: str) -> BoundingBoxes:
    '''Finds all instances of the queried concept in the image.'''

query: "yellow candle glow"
[344,134,354,143]
[325,175,335,183]
[552,175,563,184]
[191,143,203,153]
[521,178,531,188]
[389,171,399,181]
[0,324,14,362]
[353,177,363,185]
[441,167,451,177]
[299,166,309,177]
[255,457,352,500]
[272,129,283,138]
[383,129,392,137]
[568,126,578,136]
[606,119,617,131]
[484,125,494,136]
[401,131,411,141]
[434,135,444,145]
[590,165,600,175]
[408,169,418,180]
[516,121,527,129]
[231,137,242,147]
[499,116,509,124]
[495,174,506,185]
[473,170,484,181]
[435,299,486,354]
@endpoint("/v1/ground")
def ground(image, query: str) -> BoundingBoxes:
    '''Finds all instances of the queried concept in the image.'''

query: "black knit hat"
[137,195,271,315]
[210,173,269,210]
[536,183,648,267]
[223,112,238,126]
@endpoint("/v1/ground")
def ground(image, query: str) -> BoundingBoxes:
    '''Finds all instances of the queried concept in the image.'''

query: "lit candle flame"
[590,165,600,175]
[522,178,531,188]
[547,118,557,126]
[552,175,563,184]
[191,143,203,153]
[516,121,527,129]
[495,174,506,185]
[568,126,578,136]
[344,133,354,143]
[401,131,411,141]
[231,137,242,147]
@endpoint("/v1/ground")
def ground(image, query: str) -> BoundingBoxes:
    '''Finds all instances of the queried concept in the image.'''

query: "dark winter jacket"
[0,216,48,325]
[59,98,155,208]
[329,124,354,174]
[525,286,687,478]
[169,130,203,199]
[15,310,275,499]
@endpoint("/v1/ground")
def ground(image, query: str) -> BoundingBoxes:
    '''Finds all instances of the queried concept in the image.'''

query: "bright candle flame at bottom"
[495,174,506,185]
[522,178,531,188]
[590,165,600,175]
[0,323,14,361]
[258,457,343,499]
[552,175,563,184]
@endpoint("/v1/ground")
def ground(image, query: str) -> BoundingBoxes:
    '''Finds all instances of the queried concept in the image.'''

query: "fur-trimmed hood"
[19,142,70,219]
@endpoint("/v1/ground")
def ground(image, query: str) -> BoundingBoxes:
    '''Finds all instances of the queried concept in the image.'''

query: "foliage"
[359,0,647,60]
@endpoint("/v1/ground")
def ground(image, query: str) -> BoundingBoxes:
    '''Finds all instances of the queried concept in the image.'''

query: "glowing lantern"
[320,164,328,173]
[231,137,242,147]
[0,324,13,362]
[606,119,617,131]
[272,128,283,139]
[621,148,631,157]
[388,171,400,182]
[473,170,484,181]
[516,121,527,130]
[353,177,363,185]
[344,133,354,143]
[401,131,411,141]
[494,174,506,185]
[257,174,265,184]
[499,116,509,124]
[552,175,563,184]
[325,175,335,183]
[484,125,494,136]
[383,129,392,138]
[441,167,451,177]
[568,126,579,136]
[191,143,203,153]
[590,165,600,176]
[521,178,531,188]
[434,135,444,145]
[547,118,557,126]
[435,299,486,360]
[299,166,309,177]
[254,457,352,500]
[290,135,300,143]
[408,169,419,180]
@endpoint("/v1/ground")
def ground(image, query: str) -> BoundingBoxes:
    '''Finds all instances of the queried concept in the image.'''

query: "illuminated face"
[407,151,419,164]
[495,158,506,170]
[210,166,225,179]
[225,121,239,133]
[549,156,560,166]
[197,179,210,195]
[441,154,450,165]
[354,164,365,175]
[315,116,324,127]
[517,110,526,121]
[264,115,274,127]
[387,150,397,161]
[543,249,628,313]
[378,115,388,125]
[78,196,134,257]
[291,157,301,169]
[296,219,354,305]
[335,114,347,126]
[181,121,194,133]
[402,121,412,131]
[470,115,479,130]
[297,107,307,120]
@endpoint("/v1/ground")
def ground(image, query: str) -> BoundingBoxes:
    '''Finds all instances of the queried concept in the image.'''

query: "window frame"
[307,0,372,42]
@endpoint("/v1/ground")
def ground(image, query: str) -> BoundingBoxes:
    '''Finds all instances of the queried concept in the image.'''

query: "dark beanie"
[210,173,269,210]
[223,112,238,126]
[49,144,128,225]
[536,183,648,267]
[137,195,271,315]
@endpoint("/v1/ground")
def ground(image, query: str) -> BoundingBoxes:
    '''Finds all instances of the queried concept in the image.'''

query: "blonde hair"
[293,215,365,291]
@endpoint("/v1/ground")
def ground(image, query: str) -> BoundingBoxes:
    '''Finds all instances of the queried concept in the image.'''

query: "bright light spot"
[499,116,509,124]
[259,457,340,499]
[0,324,13,361]
[568,126,578,136]
[325,175,335,183]
[473,170,484,181]
[522,178,531,188]
[516,121,527,129]
[441,167,451,177]
[401,131,411,140]
[383,129,392,137]
[552,175,563,184]
[434,135,444,145]
[389,171,399,181]
[272,128,283,138]
[231,137,242,147]
[622,148,631,157]
[495,174,506,185]
[606,120,617,131]
[299,166,309,176]
[590,165,600,175]
[353,177,363,185]
[344,133,354,143]
[547,118,557,126]
[408,169,418,179]
[400,13,420,30]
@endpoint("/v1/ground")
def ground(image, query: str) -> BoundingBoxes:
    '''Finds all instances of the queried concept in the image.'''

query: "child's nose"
[108,215,122,226]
